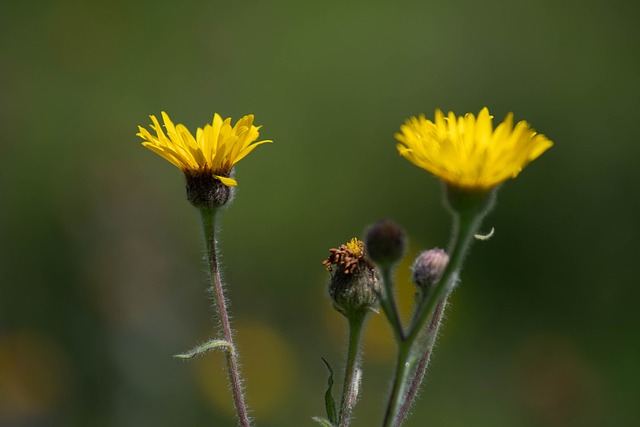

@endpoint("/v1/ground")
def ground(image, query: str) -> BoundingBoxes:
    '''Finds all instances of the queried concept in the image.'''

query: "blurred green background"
[1,0,639,426]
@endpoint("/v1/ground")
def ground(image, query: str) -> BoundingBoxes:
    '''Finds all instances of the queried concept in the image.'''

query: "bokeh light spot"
[509,333,603,427]
[0,331,71,422]
[193,319,297,421]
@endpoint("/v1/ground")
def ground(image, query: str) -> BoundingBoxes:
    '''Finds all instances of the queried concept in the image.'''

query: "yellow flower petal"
[233,139,273,165]
[395,108,553,190]
[137,112,271,187]
[215,175,238,186]
[141,142,187,169]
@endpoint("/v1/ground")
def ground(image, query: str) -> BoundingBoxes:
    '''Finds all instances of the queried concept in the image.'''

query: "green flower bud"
[364,220,407,267]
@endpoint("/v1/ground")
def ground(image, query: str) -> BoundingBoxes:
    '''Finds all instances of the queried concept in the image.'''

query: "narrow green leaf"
[311,416,335,427]
[321,357,338,425]
[173,339,232,359]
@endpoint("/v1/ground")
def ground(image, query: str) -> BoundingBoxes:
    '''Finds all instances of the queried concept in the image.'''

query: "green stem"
[382,210,485,427]
[338,311,366,427]
[379,267,405,341]
[382,343,412,427]
[408,211,482,344]
[200,208,252,427]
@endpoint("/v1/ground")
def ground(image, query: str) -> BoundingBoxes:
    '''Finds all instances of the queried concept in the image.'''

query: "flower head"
[395,108,552,190]
[322,238,366,275]
[322,238,380,317]
[137,112,271,187]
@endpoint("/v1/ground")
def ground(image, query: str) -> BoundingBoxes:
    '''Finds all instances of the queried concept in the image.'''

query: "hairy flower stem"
[339,311,366,427]
[200,208,251,427]
[383,210,485,427]
[393,299,446,426]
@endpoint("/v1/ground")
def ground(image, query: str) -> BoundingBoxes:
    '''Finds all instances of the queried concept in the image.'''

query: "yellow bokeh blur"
[0,331,71,422]
[192,320,298,421]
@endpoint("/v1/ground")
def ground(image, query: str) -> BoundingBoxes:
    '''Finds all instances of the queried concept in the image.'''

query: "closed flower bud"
[364,220,407,267]
[412,248,449,289]
[322,238,380,317]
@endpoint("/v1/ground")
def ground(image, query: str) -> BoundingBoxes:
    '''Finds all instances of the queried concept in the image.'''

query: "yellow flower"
[137,112,272,187]
[345,237,364,258]
[395,107,553,190]
[322,238,366,274]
